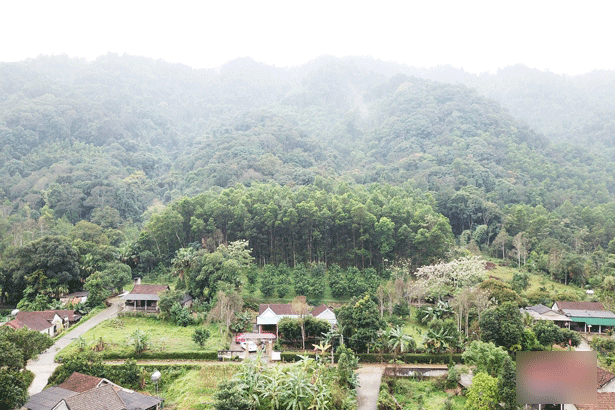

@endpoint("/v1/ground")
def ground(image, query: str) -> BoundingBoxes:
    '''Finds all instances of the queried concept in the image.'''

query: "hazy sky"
[2,0,611,75]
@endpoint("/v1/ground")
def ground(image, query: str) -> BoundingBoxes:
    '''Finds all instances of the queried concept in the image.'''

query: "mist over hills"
[2,54,615,256]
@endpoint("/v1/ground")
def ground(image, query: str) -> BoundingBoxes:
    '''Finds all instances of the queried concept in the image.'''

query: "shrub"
[192,327,211,348]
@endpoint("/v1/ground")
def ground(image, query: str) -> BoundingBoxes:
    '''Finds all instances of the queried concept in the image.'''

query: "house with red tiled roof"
[598,367,615,392]
[121,283,192,313]
[57,372,118,392]
[257,303,336,336]
[23,372,163,410]
[3,310,81,336]
[564,392,615,410]
[311,304,337,326]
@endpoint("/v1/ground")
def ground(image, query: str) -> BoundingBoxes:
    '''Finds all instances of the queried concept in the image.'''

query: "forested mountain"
[2,54,615,304]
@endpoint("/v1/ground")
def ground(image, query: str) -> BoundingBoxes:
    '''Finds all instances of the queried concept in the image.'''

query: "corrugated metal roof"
[569,317,615,326]
[564,309,615,318]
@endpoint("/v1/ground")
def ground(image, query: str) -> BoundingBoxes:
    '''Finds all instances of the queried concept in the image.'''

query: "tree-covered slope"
[3,54,615,293]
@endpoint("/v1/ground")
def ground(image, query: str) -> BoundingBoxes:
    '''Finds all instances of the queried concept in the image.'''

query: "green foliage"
[511,272,530,292]
[479,302,523,351]
[84,271,112,307]
[158,289,185,316]
[214,380,253,410]
[217,353,356,410]
[464,372,498,410]
[337,294,386,353]
[558,328,581,349]
[192,327,211,348]
[532,320,562,350]
[479,279,523,305]
[336,344,359,388]
[521,328,541,351]
[0,326,54,364]
[424,319,460,354]
[278,317,302,344]
[102,262,132,294]
[230,311,253,334]
[170,302,194,327]
[0,370,31,409]
[127,329,150,354]
[462,341,510,378]
[498,357,517,410]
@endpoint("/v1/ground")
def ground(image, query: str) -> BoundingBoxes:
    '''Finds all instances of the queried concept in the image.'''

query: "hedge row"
[59,350,462,364]
[358,353,463,364]
[280,353,463,364]
[58,351,219,362]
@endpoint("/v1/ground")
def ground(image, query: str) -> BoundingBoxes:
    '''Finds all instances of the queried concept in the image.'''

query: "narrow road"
[356,364,385,410]
[26,298,122,395]
[576,335,592,351]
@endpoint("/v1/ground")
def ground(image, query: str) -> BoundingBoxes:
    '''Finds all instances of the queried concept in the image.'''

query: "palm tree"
[388,326,415,360]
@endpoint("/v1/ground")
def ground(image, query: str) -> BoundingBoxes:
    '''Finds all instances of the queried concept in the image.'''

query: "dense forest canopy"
[3,54,615,304]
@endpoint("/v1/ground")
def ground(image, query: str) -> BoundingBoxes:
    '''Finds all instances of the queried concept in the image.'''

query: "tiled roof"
[58,372,104,392]
[555,301,605,311]
[23,386,76,410]
[130,284,169,295]
[598,367,615,389]
[576,392,615,410]
[117,390,163,410]
[10,312,55,331]
[311,304,331,317]
[63,291,88,298]
[259,304,301,315]
[258,303,334,317]
[3,318,25,329]
[47,310,80,322]
[62,384,125,410]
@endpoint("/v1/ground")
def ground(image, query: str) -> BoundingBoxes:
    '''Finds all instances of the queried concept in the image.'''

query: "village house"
[59,291,88,306]
[3,310,81,337]
[121,282,192,313]
[563,392,615,410]
[520,304,571,327]
[23,372,163,410]
[256,303,337,337]
[598,367,615,393]
[553,301,615,333]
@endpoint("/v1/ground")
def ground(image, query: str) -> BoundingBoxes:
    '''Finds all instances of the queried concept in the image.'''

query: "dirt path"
[356,364,386,410]
[26,298,122,395]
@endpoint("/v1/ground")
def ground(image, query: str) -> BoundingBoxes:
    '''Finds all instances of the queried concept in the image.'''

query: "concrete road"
[576,337,592,351]
[356,364,386,410]
[26,298,122,395]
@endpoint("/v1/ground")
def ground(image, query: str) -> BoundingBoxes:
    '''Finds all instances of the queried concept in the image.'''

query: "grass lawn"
[163,364,238,409]
[59,316,226,358]
[402,309,428,347]
[486,263,586,299]
[385,378,465,410]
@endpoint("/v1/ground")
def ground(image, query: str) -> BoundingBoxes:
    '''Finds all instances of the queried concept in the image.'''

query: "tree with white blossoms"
[414,256,486,290]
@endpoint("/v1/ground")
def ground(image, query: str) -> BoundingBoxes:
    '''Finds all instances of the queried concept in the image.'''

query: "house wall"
[315,310,337,325]
[51,315,64,336]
